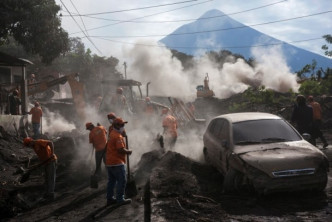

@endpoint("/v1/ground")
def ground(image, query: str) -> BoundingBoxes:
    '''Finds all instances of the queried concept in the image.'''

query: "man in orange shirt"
[28,101,43,139]
[308,96,328,148]
[111,87,128,118]
[144,97,156,114]
[161,108,178,150]
[106,117,132,206]
[86,122,107,176]
[23,137,57,201]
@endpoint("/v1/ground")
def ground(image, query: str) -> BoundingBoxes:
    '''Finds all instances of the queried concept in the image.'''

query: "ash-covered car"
[203,112,329,194]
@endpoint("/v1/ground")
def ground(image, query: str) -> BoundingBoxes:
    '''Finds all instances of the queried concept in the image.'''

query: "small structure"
[0,51,32,136]
[0,51,33,114]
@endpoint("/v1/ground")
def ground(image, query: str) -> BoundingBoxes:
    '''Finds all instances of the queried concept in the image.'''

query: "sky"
[53,0,332,99]
[56,0,332,61]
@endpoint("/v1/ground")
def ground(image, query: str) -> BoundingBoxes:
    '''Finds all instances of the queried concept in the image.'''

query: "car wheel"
[223,168,243,193]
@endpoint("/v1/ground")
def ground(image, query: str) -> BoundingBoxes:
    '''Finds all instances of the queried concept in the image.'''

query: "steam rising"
[43,41,300,172]
[124,40,299,101]
[41,109,76,135]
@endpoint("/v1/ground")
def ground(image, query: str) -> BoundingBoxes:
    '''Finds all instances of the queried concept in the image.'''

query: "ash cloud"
[124,40,299,101]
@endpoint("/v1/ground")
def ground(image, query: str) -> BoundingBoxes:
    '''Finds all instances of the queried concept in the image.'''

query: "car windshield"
[233,119,302,145]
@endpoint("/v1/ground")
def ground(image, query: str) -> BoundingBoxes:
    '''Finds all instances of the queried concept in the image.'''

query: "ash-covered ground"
[1,96,332,221]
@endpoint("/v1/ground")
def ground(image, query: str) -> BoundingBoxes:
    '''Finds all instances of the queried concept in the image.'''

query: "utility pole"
[123,62,127,79]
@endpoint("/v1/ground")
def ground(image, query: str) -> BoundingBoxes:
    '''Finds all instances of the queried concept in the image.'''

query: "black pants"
[312,120,327,146]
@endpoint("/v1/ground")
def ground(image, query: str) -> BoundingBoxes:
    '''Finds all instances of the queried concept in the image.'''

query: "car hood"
[234,141,327,177]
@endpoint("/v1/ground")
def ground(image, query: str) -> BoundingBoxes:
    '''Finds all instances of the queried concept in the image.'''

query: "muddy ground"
[1,95,332,221]
[1,129,332,222]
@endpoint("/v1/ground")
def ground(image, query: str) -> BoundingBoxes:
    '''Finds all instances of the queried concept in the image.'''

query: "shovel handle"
[125,136,130,181]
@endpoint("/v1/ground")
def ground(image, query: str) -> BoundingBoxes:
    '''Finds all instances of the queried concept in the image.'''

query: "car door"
[218,119,231,173]
[205,118,224,173]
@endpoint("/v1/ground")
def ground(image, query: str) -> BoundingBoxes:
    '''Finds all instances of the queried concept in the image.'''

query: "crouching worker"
[106,117,132,206]
[86,122,107,176]
[23,137,57,201]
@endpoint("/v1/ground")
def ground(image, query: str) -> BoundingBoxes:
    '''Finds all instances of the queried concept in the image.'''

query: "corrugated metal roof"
[0,51,33,66]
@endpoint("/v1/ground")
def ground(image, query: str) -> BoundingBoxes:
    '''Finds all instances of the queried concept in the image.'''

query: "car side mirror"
[222,140,229,149]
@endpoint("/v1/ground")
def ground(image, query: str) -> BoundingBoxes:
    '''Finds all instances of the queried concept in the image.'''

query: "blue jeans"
[32,123,40,139]
[106,165,127,202]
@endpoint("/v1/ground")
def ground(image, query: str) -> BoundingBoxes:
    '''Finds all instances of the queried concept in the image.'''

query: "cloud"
[251,45,299,92]
[123,39,299,102]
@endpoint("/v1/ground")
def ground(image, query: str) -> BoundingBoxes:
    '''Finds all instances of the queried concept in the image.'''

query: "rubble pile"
[0,128,88,219]
[145,151,228,221]
[0,131,34,218]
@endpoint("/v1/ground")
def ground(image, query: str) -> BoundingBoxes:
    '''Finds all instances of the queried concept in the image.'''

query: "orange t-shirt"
[162,114,178,137]
[33,139,57,162]
[309,101,322,120]
[29,107,42,123]
[106,130,126,166]
[89,126,107,151]
[145,104,154,114]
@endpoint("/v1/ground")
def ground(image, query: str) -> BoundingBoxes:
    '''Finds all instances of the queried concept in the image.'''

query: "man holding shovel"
[106,117,132,206]
[23,137,57,201]
[86,122,107,177]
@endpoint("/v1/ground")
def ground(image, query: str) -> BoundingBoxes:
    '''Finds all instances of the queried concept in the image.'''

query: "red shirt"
[309,101,322,120]
[29,106,42,123]
[162,114,178,137]
[89,126,107,151]
[106,130,126,165]
[33,139,57,162]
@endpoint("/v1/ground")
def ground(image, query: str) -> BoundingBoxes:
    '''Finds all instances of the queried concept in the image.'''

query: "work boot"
[107,198,117,206]
[117,198,131,205]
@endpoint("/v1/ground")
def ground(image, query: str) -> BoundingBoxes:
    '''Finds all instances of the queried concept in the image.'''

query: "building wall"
[0,66,21,84]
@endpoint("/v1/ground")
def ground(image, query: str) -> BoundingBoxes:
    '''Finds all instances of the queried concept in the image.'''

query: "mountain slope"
[159,9,331,72]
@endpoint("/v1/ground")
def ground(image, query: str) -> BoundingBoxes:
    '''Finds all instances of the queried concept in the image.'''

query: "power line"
[61,0,203,16]
[68,0,213,35]
[89,36,326,51]
[64,0,287,24]
[85,10,332,38]
[60,0,103,55]
[69,0,89,36]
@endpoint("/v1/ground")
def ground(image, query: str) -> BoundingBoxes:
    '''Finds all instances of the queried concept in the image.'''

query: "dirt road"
[3,146,332,222]
[1,130,332,221]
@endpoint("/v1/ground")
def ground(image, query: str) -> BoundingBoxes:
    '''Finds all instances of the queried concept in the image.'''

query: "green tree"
[0,0,69,64]
[298,80,323,96]
[322,34,332,57]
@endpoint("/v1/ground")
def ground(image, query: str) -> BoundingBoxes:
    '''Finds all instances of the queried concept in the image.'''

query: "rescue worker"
[94,95,103,111]
[107,112,117,137]
[23,137,57,201]
[161,108,178,150]
[27,101,43,139]
[86,122,107,176]
[291,95,314,145]
[144,97,155,114]
[106,117,132,206]
[8,89,21,115]
[28,73,37,84]
[107,112,127,138]
[308,96,328,148]
[110,87,128,118]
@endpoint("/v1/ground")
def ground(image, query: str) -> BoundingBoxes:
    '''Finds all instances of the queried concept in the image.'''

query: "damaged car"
[203,112,329,194]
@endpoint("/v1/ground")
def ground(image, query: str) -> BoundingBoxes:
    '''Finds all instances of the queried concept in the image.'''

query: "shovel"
[125,136,137,198]
[20,157,52,183]
[90,146,99,189]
